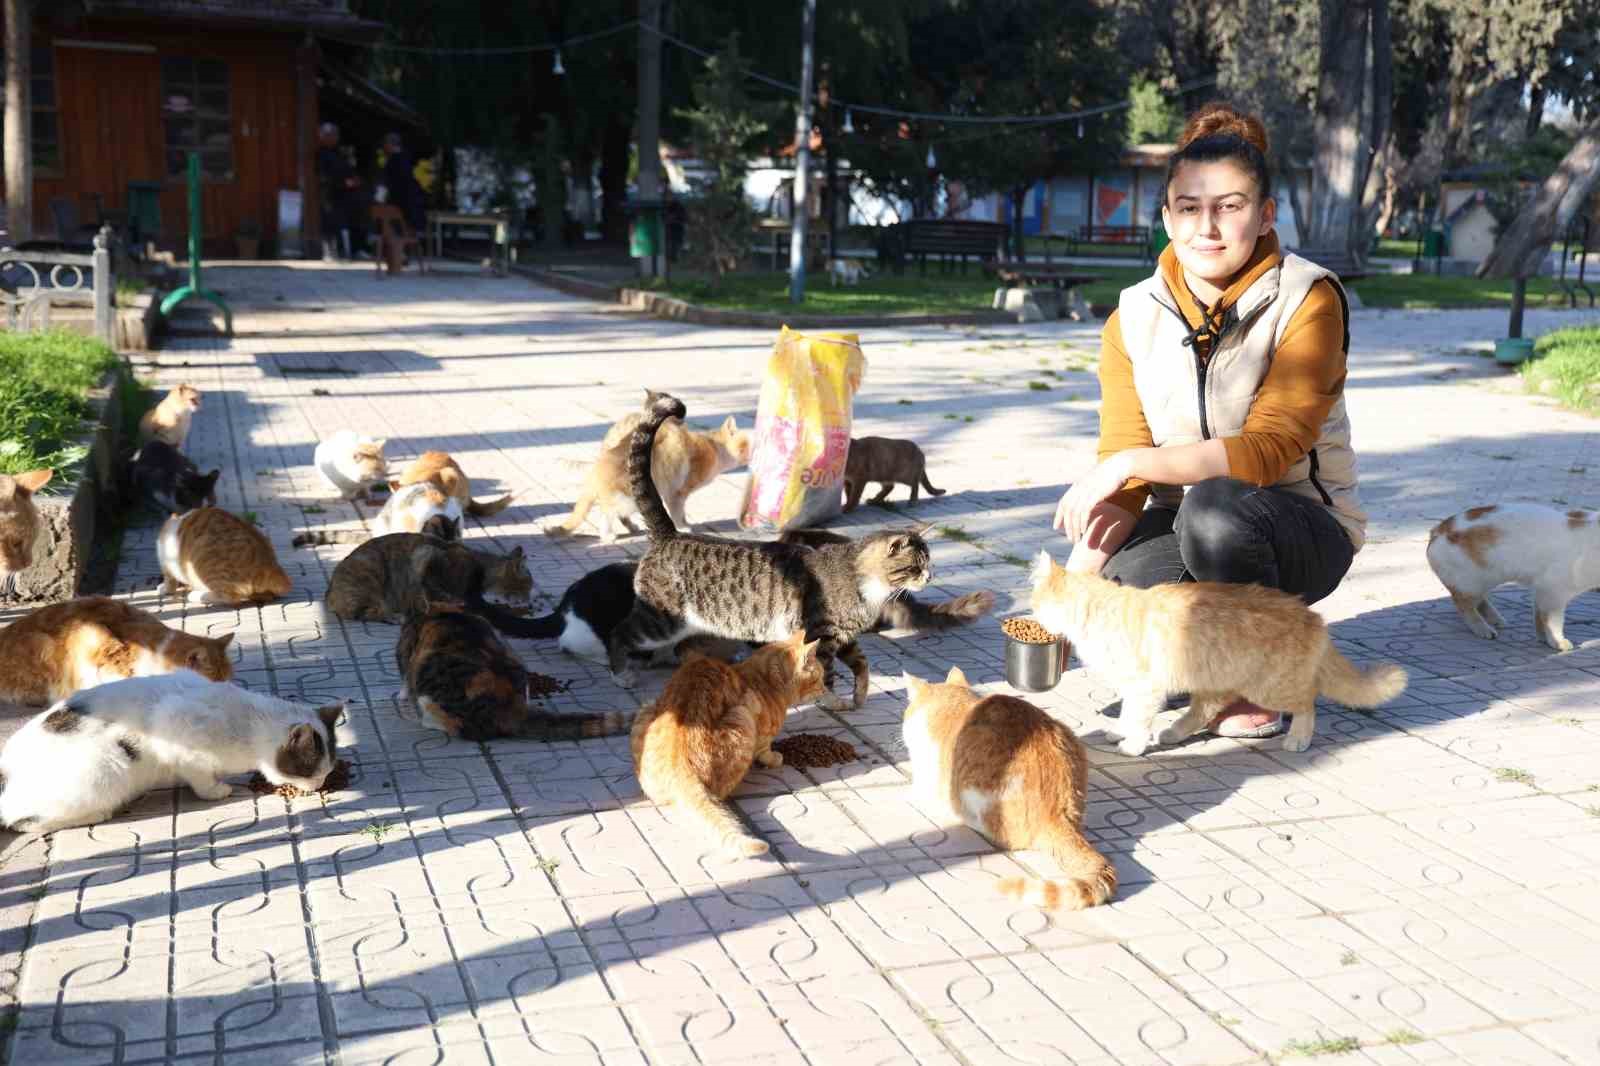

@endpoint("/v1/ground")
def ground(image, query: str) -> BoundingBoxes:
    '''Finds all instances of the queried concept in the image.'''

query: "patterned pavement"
[2,261,1600,1065]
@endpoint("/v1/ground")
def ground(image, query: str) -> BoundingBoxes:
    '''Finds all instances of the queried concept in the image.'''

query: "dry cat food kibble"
[1001,616,1062,644]
[772,733,859,768]
[248,758,352,799]
[527,672,571,700]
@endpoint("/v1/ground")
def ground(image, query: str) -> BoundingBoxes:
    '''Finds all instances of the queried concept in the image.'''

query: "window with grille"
[161,56,232,181]
[0,43,61,174]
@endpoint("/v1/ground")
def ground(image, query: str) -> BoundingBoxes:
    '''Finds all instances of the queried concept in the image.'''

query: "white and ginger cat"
[903,667,1117,910]
[314,430,389,502]
[1030,551,1407,754]
[550,405,751,543]
[0,670,344,834]
[0,468,52,574]
[158,507,293,605]
[1428,502,1600,652]
[370,481,463,537]
[138,384,202,448]
[393,451,515,517]
[631,630,824,857]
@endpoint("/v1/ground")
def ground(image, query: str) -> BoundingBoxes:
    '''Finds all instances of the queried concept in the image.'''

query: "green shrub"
[1521,325,1600,413]
[0,330,120,481]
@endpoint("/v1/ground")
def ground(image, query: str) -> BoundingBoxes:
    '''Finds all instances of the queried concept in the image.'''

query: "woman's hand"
[1054,453,1134,543]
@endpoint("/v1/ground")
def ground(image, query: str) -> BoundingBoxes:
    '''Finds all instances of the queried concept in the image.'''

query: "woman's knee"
[1176,479,1270,581]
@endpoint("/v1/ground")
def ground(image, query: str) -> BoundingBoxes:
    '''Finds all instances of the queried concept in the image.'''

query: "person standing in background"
[315,122,362,259]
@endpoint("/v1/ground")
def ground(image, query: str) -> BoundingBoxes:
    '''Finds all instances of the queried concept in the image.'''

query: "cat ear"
[903,672,927,700]
[370,439,387,450]
[799,638,821,663]
[944,666,969,686]
[14,468,52,494]
[509,545,524,559]
[215,632,235,648]
[387,479,402,491]
[316,703,345,730]
[720,415,737,434]
[1031,549,1056,587]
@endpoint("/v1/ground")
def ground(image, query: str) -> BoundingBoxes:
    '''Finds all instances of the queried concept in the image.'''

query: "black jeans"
[1102,477,1354,605]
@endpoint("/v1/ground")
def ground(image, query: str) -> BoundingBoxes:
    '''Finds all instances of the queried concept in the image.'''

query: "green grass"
[0,330,120,479]
[1494,767,1535,785]
[1521,324,1600,413]
[1383,1030,1424,1046]
[1373,237,1422,258]
[115,276,150,306]
[1282,1035,1361,1057]
[641,267,1145,317]
[1349,272,1568,310]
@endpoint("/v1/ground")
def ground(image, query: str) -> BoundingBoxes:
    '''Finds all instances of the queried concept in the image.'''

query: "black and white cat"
[130,440,220,514]
[0,670,345,834]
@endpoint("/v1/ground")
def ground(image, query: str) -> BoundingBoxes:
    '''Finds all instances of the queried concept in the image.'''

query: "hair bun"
[1178,102,1269,156]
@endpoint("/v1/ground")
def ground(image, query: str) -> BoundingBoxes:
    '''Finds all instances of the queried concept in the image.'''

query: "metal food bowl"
[1003,625,1071,692]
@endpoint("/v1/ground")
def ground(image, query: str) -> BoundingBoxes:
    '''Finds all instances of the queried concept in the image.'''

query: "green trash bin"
[1422,229,1445,259]
[126,181,164,249]
[629,210,660,259]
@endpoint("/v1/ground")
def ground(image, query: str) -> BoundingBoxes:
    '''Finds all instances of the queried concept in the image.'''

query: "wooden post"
[788,0,816,304]
[4,0,32,244]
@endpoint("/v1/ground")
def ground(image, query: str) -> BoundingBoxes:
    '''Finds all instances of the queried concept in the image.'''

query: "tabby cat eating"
[327,532,531,623]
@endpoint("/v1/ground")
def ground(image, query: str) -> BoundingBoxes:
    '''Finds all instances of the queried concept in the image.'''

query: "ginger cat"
[903,667,1116,910]
[138,384,202,448]
[0,468,53,574]
[550,406,751,543]
[158,507,292,605]
[631,630,824,857]
[0,596,234,705]
[393,451,515,518]
[1030,551,1406,754]
[1427,502,1600,652]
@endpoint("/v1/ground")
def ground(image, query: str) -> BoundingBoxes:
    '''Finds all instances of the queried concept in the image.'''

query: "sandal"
[1208,699,1286,739]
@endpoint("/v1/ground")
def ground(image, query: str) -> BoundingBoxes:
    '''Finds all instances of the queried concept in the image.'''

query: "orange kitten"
[0,468,52,574]
[903,667,1116,910]
[0,596,233,705]
[139,384,202,448]
[394,451,514,517]
[550,410,751,542]
[630,630,823,856]
[157,507,292,605]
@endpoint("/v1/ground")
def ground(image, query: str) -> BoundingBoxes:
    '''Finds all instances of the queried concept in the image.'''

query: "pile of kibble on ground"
[1001,616,1061,643]
[249,758,352,799]
[773,733,859,768]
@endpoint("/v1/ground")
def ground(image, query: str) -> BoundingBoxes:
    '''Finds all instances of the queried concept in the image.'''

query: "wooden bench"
[1290,246,1370,283]
[984,252,1102,323]
[883,219,1008,275]
[1071,223,1151,258]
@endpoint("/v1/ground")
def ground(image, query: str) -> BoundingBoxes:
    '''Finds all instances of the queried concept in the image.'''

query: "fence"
[0,225,115,345]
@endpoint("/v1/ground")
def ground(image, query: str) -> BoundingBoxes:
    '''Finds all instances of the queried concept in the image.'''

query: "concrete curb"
[4,368,126,603]
[515,265,1014,329]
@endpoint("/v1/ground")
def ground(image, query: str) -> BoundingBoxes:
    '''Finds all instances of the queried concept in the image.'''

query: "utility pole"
[788,0,816,304]
[635,0,664,277]
[4,0,32,245]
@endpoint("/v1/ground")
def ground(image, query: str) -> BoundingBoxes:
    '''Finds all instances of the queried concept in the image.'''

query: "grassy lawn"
[1373,237,1422,258]
[1349,272,1569,309]
[1522,324,1600,413]
[646,267,1148,317]
[0,330,120,479]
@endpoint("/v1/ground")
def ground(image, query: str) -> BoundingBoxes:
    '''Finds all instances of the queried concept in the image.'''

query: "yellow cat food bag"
[740,327,866,531]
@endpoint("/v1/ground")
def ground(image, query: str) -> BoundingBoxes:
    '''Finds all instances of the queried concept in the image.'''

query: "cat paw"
[190,780,234,801]
[815,691,851,712]
[612,669,639,690]
[1116,736,1152,757]
[1547,637,1575,653]
[1156,724,1189,746]
[1281,734,1313,753]
[756,750,783,769]
[726,837,770,858]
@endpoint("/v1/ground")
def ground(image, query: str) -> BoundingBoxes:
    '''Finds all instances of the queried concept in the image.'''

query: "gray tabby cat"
[606,391,932,710]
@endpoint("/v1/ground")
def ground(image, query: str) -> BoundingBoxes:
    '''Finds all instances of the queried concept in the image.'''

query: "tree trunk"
[1304,0,1370,252]
[1351,0,1390,257]
[1525,81,1546,139]
[1477,117,1600,280]
[1011,186,1027,262]
[4,0,31,244]
[1372,159,1398,237]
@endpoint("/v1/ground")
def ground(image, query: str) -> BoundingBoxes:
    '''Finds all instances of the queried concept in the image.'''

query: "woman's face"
[1162,160,1276,288]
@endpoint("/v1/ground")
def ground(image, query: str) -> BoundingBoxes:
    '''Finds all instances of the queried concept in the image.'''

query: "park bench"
[1070,223,1152,260]
[1291,246,1370,283]
[882,219,1008,275]
[984,245,1102,323]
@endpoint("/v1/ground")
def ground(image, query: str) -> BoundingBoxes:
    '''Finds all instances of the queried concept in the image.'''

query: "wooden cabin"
[11,0,420,258]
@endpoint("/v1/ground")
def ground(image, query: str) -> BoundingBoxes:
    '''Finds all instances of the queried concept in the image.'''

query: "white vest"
[1116,253,1367,551]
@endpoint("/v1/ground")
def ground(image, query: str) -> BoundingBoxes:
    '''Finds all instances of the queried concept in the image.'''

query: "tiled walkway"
[3,261,1600,1064]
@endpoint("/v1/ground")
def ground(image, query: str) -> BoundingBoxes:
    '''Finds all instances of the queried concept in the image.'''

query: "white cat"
[369,481,463,537]
[0,670,345,834]
[314,430,389,502]
[828,258,871,286]
[1427,502,1600,652]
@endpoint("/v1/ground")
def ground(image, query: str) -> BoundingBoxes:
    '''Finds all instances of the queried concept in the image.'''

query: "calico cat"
[549,403,751,542]
[370,482,463,537]
[138,384,202,448]
[0,468,52,574]
[902,667,1116,910]
[158,507,293,606]
[0,596,234,705]
[1427,502,1600,652]
[327,533,531,623]
[631,630,825,856]
[0,670,343,834]
[394,451,515,517]
[131,440,220,514]
[314,430,389,502]
[604,391,932,710]
[395,598,630,741]
[1030,551,1407,754]
[843,436,945,511]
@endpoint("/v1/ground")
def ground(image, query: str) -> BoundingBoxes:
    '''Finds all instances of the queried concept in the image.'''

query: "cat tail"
[469,598,566,640]
[628,390,688,540]
[877,590,995,632]
[674,773,769,857]
[514,707,633,741]
[1315,645,1408,709]
[918,470,946,497]
[545,488,596,537]
[996,823,1117,911]
[292,529,369,547]
[466,492,516,517]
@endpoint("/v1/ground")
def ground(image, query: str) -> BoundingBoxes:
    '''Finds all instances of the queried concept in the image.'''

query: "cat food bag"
[740,327,866,531]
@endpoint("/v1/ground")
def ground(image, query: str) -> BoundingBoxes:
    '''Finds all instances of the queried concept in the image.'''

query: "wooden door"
[54,44,163,214]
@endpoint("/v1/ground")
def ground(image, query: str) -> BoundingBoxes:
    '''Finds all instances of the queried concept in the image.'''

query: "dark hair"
[1165,101,1272,203]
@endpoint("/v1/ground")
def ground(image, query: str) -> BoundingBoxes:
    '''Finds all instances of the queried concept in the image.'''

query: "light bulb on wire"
[841,109,854,135]
[1076,119,1084,139]
[926,145,936,168]
[553,49,565,76]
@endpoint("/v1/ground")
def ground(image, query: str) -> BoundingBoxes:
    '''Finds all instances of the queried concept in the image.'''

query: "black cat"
[130,441,220,514]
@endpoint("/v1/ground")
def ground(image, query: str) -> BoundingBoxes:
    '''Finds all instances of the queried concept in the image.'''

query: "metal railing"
[0,225,115,345]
